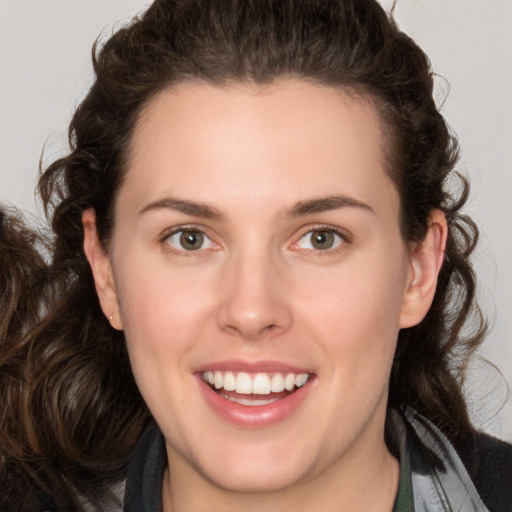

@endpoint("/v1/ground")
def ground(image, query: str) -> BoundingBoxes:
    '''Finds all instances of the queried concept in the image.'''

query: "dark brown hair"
[0,0,486,509]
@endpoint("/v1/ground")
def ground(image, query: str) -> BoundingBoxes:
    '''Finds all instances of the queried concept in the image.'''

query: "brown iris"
[180,230,204,250]
[310,230,335,250]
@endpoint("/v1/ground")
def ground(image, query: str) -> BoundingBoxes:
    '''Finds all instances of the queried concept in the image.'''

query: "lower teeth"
[220,393,281,406]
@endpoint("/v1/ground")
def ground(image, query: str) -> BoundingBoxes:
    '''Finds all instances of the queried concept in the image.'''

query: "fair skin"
[83,80,447,512]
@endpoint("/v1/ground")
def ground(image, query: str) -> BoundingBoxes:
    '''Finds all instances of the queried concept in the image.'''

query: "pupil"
[312,230,334,249]
[180,231,203,250]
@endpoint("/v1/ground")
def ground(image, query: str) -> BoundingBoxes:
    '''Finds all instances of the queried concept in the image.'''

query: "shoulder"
[456,430,512,512]
[123,419,166,511]
[396,408,512,512]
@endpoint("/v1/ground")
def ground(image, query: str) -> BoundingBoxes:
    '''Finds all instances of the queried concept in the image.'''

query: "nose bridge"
[217,242,292,340]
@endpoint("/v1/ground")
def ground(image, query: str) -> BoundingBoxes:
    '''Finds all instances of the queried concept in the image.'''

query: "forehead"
[120,80,397,218]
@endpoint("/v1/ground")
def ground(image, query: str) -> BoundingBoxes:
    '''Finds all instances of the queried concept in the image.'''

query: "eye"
[294,228,345,251]
[165,229,216,252]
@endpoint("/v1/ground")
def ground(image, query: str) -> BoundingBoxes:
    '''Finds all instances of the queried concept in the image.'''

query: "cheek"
[112,263,215,419]
[291,251,407,379]
[297,253,406,331]
[112,257,216,366]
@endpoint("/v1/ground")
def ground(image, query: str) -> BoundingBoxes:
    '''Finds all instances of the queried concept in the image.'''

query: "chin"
[201,462,307,494]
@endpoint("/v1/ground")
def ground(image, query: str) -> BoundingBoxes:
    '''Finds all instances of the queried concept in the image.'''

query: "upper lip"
[196,360,314,375]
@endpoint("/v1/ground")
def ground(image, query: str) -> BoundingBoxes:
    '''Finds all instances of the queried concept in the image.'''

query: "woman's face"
[88,80,438,494]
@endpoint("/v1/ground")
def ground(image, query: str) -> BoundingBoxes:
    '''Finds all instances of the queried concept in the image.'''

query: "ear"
[399,209,447,328]
[82,208,123,330]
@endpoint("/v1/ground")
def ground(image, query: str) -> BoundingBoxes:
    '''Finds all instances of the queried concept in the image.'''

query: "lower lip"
[198,377,313,428]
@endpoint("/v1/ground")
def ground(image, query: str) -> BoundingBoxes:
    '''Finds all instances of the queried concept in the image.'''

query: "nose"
[216,251,293,341]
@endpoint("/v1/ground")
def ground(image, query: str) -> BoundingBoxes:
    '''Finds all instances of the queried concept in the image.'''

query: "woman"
[0,1,510,511]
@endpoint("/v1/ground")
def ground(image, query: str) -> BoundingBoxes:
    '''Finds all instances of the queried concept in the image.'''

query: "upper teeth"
[202,371,309,395]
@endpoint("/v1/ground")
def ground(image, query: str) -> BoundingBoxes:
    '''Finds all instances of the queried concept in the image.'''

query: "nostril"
[221,321,282,340]
[216,286,293,340]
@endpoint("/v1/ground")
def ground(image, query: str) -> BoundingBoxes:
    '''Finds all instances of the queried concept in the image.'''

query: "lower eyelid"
[292,227,348,251]
[159,225,349,253]
[161,227,218,252]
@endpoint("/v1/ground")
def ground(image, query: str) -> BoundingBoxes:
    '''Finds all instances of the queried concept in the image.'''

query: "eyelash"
[291,225,351,254]
[160,225,219,255]
[159,224,351,255]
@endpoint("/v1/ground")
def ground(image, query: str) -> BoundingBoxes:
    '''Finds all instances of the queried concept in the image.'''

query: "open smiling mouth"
[201,371,311,406]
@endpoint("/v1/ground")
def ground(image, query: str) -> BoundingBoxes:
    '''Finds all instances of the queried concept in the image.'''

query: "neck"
[162,422,399,512]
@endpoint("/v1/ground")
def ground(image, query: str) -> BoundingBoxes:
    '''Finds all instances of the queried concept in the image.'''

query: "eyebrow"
[138,194,373,221]
[285,195,374,217]
[138,197,224,220]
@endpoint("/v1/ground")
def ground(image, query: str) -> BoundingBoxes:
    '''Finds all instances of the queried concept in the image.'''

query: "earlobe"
[82,209,123,330]
[399,209,447,328]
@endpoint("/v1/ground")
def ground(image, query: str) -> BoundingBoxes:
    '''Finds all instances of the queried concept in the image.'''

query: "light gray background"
[1,0,511,441]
